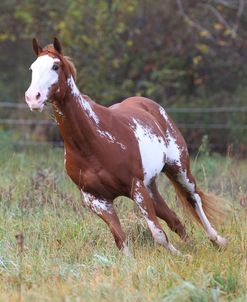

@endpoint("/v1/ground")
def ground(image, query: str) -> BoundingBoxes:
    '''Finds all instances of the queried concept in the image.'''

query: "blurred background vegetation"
[0,0,246,155]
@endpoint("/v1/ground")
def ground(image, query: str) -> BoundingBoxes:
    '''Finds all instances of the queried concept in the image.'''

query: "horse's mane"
[64,56,77,81]
[42,44,77,80]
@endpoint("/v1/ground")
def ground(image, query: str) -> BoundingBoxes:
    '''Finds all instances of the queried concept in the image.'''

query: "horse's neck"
[53,76,100,150]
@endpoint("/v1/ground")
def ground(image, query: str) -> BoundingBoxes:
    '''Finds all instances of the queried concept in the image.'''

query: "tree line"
[0,0,246,154]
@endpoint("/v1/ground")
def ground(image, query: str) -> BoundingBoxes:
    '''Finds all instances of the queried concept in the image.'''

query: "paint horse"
[25,38,227,255]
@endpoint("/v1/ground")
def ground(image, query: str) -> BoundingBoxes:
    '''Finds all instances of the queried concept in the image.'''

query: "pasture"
[0,142,246,302]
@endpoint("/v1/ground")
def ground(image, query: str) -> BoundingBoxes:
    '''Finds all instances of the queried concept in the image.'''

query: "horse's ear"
[32,38,42,56]
[53,37,62,54]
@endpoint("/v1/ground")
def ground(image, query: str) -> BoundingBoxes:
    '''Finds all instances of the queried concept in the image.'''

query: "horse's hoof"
[210,235,228,248]
[122,244,131,257]
[167,243,182,256]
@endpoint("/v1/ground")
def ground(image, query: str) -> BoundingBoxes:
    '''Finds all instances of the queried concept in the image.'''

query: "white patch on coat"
[67,76,99,125]
[132,179,181,254]
[166,134,182,166]
[159,106,184,166]
[82,191,112,215]
[67,76,127,150]
[97,130,126,150]
[97,130,115,142]
[159,106,183,166]
[146,219,167,245]
[131,119,166,186]
[134,191,143,205]
[146,219,181,254]
[177,170,195,193]
[133,189,148,216]
[159,107,169,122]
[159,106,175,132]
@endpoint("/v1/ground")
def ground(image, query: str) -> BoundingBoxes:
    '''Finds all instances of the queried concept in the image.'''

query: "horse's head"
[25,38,74,112]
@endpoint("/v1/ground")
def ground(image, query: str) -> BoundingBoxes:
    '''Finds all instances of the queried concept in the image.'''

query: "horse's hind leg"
[82,191,129,255]
[131,177,180,254]
[164,161,227,247]
[148,179,187,240]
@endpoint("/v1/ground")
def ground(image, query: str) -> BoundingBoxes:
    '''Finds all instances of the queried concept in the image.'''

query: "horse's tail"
[170,179,227,226]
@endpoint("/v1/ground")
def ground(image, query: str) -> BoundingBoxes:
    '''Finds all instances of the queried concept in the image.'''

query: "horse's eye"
[52,65,59,71]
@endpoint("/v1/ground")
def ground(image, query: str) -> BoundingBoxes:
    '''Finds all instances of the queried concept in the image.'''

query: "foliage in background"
[0,0,246,152]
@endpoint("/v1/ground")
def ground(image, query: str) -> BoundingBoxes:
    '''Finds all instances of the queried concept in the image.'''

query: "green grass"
[0,144,246,301]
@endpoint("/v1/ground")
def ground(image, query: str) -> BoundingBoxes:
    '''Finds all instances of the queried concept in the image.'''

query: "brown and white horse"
[25,38,227,255]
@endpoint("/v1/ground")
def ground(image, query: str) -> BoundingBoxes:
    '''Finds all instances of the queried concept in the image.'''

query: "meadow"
[0,142,246,302]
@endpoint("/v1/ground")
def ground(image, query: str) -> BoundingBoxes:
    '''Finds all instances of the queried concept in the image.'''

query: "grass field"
[0,143,246,301]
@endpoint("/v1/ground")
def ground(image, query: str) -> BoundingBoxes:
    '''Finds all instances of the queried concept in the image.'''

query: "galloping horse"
[25,38,227,255]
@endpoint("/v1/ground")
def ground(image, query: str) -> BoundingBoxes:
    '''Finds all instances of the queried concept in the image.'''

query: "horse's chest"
[65,150,95,184]
[132,119,166,185]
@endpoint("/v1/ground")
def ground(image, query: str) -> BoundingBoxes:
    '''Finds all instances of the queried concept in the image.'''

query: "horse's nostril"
[36,92,41,100]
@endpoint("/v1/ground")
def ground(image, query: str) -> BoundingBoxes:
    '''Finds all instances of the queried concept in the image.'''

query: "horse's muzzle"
[25,90,45,112]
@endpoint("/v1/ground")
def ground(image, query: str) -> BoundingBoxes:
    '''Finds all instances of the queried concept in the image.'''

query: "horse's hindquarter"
[110,98,170,186]
[122,97,190,171]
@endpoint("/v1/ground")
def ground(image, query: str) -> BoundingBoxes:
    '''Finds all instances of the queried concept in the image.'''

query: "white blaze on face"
[131,119,166,186]
[25,55,60,111]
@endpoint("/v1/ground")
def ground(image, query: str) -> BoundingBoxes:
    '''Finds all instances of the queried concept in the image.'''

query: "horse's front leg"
[131,178,181,255]
[81,191,129,255]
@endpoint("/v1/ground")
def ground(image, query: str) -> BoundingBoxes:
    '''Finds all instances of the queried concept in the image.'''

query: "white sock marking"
[146,218,181,254]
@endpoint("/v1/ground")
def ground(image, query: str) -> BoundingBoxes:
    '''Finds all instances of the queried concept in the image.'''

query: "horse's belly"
[132,119,166,186]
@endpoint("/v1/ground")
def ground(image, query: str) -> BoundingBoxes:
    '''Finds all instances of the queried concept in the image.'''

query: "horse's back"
[110,96,161,114]
[109,97,170,185]
[110,96,169,130]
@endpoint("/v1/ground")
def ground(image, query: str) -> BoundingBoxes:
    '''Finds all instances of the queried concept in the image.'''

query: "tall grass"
[0,143,246,301]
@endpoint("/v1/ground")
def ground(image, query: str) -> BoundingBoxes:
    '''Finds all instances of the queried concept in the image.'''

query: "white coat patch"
[131,119,166,186]
[97,130,126,150]
[82,191,112,215]
[159,107,169,122]
[67,76,126,150]
[166,134,182,166]
[67,76,100,125]
[146,219,180,254]
[159,106,183,167]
